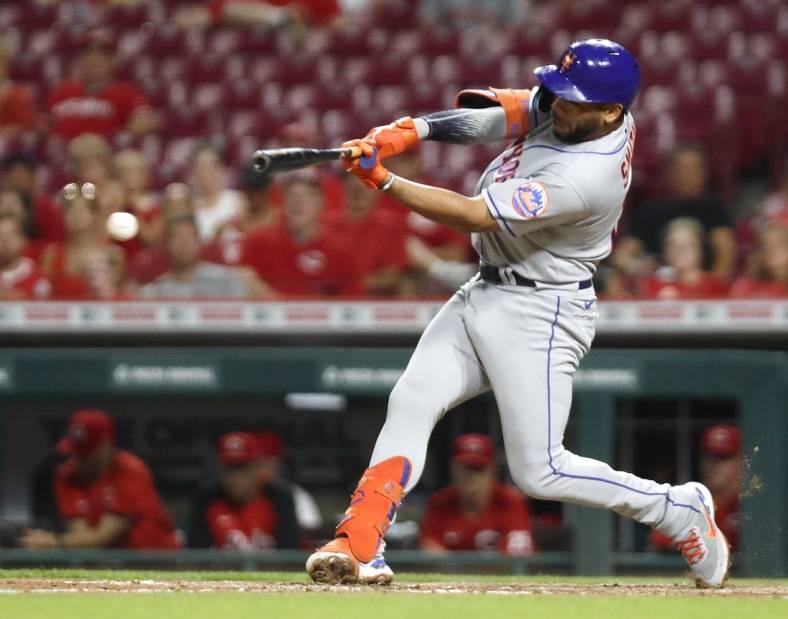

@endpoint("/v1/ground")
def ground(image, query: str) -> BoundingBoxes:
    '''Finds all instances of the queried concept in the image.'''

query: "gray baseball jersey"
[474,112,636,283]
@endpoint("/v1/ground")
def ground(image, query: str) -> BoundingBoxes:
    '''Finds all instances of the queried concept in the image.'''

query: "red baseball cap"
[218,432,262,466]
[452,433,494,469]
[701,424,741,458]
[56,409,116,457]
[256,431,283,459]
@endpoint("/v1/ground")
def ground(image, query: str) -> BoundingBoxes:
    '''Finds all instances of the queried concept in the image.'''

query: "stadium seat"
[14,2,58,29]
[223,81,264,110]
[205,27,244,57]
[419,29,461,56]
[429,55,462,86]
[186,56,226,83]
[651,1,693,32]
[192,83,225,111]
[103,4,150,27]
[368,55,412,87]
[559,0,620,32]
[371,1,418,31]
[238,27,278,54]
[324,27,372,56]
[161,108,212,139]
[146,24,188,55]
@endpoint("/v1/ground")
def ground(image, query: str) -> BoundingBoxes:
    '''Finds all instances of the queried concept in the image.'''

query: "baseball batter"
[306,39,730,588]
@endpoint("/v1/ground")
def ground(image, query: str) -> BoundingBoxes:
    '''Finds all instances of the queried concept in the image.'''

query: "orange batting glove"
[364,116,420,160]
[342,139,391,190]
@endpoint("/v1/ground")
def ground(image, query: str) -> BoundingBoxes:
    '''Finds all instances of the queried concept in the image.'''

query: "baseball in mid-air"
[106,211,139,241]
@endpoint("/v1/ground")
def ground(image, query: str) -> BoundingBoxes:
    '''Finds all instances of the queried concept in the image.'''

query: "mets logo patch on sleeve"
[512,181,548,219]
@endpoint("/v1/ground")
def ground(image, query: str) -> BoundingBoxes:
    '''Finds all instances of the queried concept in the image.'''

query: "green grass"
[0,592,786,619]
[0,570,784,619]
[0,568,786,587]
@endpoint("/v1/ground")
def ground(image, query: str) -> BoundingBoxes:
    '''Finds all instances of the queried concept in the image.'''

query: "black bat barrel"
[253,148,349,174]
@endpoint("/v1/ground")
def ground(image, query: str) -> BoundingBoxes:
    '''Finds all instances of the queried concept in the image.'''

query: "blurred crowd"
[12,408,741,555]
[0,0,786,300]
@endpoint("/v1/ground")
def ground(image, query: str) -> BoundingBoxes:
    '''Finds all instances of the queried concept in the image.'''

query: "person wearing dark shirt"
[189,432,299,549]
[1,153,64,247]
[614,143,737,280]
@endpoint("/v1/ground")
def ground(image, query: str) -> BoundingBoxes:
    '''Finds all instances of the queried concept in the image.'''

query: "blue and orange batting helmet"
[535,39,641,110]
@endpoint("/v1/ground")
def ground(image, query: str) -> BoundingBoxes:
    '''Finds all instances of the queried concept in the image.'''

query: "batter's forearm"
[414,107,507,144]
[386,176,497,233]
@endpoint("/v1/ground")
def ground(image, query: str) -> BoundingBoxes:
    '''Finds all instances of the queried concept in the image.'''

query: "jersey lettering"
[494,138,525,183]
[620,122,637,186]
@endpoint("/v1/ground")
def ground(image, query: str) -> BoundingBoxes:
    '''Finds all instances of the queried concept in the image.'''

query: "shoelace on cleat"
[675,529,706,565]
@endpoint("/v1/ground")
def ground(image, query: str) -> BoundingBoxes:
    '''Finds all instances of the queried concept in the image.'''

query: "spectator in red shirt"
[640,217,730,299]
[205,160,278,266]
[46,31,158,140]
[420,434,535,555]
[0,37,37,137]
[242,172,362,296]
[0,213,51,299]
[650,425,741,552]
[267,122,345,218]
[379,150,471,263]
[325,176,409,296]
[39,182,125,299]
[189,432,299,549]
[19,409,180,550]
[2,153,64,247]
[730,226,788,298]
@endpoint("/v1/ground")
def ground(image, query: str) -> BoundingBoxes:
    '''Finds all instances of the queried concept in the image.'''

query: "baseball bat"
[253,146,363,174]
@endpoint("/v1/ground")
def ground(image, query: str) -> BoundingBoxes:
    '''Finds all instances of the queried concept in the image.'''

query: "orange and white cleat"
[306,537,360,585]
[673,482,731,589]
[306,456,411,586]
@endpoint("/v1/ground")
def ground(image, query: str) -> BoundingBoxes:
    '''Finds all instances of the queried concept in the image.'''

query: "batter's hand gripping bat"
[253,146,363,174]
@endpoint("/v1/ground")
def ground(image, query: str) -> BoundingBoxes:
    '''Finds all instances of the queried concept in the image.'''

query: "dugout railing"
[0,347,785,577]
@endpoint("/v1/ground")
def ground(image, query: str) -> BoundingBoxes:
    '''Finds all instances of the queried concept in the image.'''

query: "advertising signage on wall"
[110,361,220,391]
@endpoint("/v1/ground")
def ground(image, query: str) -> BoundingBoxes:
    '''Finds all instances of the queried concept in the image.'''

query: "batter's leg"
[466,285,700,539]
[307,283,489,584]
[369,288,490,491]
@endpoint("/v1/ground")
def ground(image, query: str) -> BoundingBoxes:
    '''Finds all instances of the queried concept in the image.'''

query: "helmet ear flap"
[534,86,556,113]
